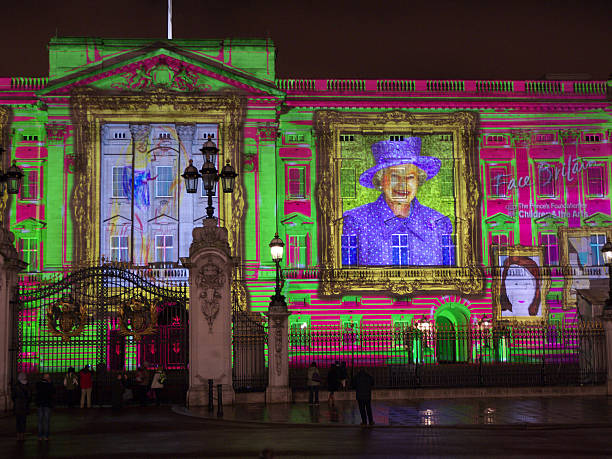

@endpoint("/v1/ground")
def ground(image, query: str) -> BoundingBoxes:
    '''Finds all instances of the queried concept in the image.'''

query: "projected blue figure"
[122,168,156,209]
[342,138,454,266]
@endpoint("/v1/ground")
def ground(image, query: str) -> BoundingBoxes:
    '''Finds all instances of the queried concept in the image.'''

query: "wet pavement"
[0,396,610,457]
[186,396,612,426]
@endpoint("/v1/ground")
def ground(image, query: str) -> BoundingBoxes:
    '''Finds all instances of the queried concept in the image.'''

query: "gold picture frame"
[492,245,550,322]
[314,110,483,296]
[558,226,612,311]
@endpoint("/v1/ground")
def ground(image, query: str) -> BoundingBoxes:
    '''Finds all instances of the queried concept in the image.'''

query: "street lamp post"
[0,147,23,197]
[602,240,612,311]
[181,135,237,219]
[269,233,287,311]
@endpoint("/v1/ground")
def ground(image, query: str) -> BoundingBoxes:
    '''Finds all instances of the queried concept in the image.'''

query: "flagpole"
[167,0,173,40]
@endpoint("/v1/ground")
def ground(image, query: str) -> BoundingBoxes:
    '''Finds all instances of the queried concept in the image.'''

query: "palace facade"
[2,37,611,334]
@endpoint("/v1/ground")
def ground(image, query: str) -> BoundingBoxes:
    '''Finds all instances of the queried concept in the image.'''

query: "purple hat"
[359,137,441,189]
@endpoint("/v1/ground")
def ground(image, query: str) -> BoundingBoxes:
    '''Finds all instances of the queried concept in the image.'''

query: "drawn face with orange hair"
[500,256,541,317]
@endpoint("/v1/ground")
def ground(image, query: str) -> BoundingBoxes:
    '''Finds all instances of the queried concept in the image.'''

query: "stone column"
[265,307,291,403]
[0,228,26,411]
[602,309,612,395]
[183,218,235,406]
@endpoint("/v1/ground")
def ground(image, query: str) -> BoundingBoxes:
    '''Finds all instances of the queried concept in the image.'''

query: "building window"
[286,133,305,143]
[536,163,557,197]
[389,135,404,141]
[341,234,358,266]
[392,234,409,265]
[488,165,510,198]
[340,135,355,142]
[486,135,507,145]
[113,132,127,139]
[540,233,559,265]
[17,238,38,271]
[110,236,129,262]
[156,166,173,197]
[586,165,605,197]
[288,234,308,268]
[442,234,456,266]
[287,166,307,199]
[19,169,40,200]
[112,167,128,198]
[584,134,601,143]
[590,234,606,266]
[155,235,173,262]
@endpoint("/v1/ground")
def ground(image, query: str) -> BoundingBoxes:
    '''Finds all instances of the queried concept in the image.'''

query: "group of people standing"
[307,361,375,425]
[10,364,168,441]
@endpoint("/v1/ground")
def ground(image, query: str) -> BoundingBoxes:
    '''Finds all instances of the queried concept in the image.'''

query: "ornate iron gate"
[232,308,268,392]
[14,264,189,405]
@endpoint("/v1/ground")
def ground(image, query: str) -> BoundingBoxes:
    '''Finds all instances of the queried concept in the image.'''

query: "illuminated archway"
[434,301,471,363]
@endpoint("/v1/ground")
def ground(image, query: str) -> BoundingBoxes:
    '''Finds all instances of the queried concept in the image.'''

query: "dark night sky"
[0,0,610,80]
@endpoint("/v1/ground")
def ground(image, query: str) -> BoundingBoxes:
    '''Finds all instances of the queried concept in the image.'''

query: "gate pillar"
[183,219,235,406]
[0,228,26,411]
[602,309,612,395]
[265,307,291,403]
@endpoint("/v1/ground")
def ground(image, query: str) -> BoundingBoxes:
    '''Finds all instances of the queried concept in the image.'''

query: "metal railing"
[289,321,606,389]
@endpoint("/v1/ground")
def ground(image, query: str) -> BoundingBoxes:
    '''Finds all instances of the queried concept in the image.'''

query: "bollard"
[217,384,223,417]
[208,379,214,412]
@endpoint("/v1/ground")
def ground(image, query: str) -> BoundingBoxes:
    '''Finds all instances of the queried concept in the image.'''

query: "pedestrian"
[35,373,54,440]
[327,362,340,405]
[63,367,78,408]
[79,364,93,408]
[306,361,321,405]
[338,361,348,390]
[150,366,166,406]
[352,368,375,425]
[12,372,31,441]
[134,366,149,406]
[111,372,128,413]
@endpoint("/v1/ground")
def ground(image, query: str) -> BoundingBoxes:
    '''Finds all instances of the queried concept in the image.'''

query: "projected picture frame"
[492,245,550,322]
[314,110,483,296]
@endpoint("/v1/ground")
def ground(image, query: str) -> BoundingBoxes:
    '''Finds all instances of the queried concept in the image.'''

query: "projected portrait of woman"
[342,137,454,266]
[500,256,542,317]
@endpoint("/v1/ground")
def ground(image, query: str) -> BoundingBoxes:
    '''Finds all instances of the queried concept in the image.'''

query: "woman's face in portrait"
[505,264,536,314]
[381,164,419,206]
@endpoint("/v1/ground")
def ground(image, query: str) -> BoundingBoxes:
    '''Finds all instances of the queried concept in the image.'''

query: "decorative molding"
[195,259,227,332]
[45,123,67,144]
[176,124,196,142]
[118,296,158,341]
[257,125,277,141]
[313,109,483,296]
[47,299,88,342]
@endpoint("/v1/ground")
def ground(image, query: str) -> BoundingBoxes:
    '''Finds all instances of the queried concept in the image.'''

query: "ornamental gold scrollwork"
[69,88,246,276]
[47,300,88,342]
[118,296,158,341]
[314,110,484,297]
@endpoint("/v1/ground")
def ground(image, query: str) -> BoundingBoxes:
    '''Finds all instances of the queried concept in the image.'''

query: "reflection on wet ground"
[187,396,612,426]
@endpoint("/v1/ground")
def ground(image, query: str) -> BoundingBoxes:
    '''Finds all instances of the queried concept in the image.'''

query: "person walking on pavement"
[307,361,321,405]
[352,368,375,425]
[35,373,54,440]
[79,364,93,408]
[63,367,78,408]
[135,366,149,406]
[150,366,167,406]
[338,361,348,391]
[12,372,31,441]
[327,362,340,405]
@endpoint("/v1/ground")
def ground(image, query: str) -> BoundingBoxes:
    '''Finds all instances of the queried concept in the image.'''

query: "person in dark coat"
[35,373,55,440]
[327,362,340,405]
[111,372,127,413]
[338,361,348,391]
[12,372,31,441]
[352,368,374,425]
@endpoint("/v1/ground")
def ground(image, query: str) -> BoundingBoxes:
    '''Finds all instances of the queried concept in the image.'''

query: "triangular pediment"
[39,42,284,98]
[12,218,46,232]
[148,213,178,224]
[281,213,314,227]
[583,212,612,227]
[484,212,515,228]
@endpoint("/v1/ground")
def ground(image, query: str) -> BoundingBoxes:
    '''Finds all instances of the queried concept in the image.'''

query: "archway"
[434,302,471,363]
